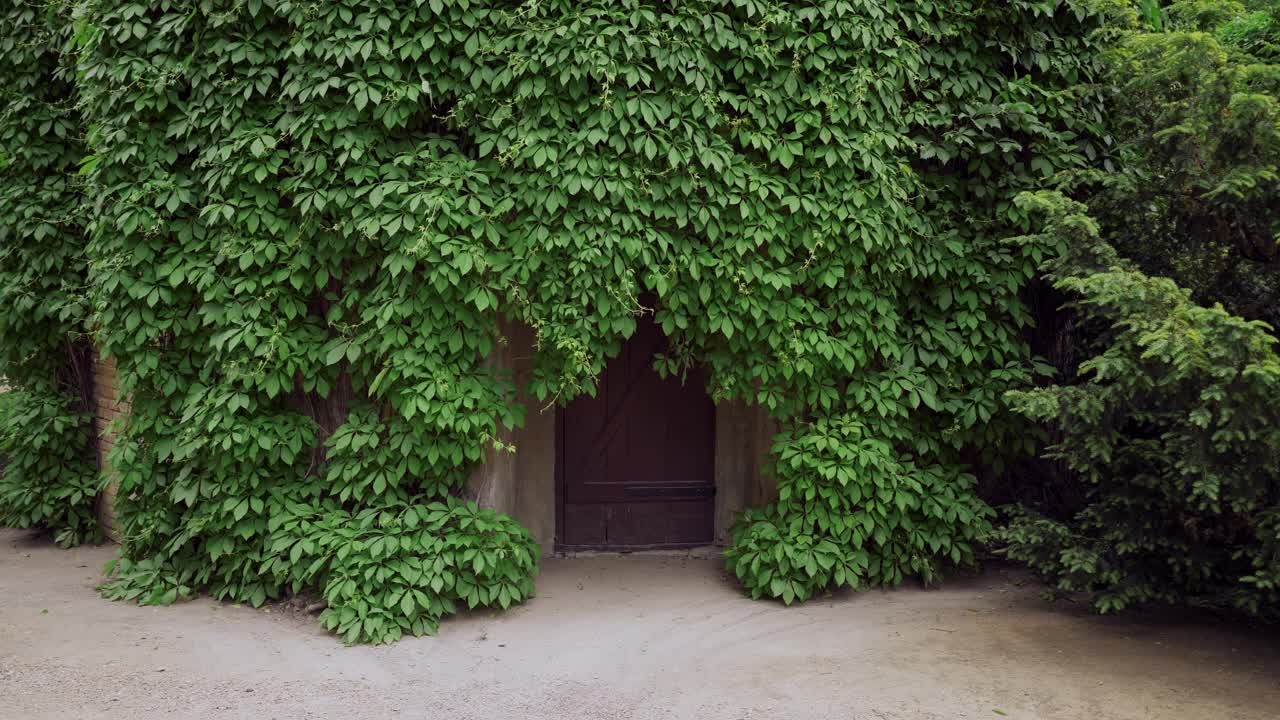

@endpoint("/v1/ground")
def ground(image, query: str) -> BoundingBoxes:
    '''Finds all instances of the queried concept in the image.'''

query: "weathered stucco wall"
[509,324,558,556]
[464,320,557,555]
[713,399,778,545]
[92,349,127,540]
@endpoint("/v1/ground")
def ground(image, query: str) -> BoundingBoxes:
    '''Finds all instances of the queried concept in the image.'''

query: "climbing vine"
[0,0,99,547]
[0,0,1116,642]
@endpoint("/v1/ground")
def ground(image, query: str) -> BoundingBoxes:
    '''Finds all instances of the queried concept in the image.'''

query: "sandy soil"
[1,528,1277,720]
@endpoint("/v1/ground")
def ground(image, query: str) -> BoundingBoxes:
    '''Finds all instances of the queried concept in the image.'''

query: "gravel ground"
[1,527,1277,720]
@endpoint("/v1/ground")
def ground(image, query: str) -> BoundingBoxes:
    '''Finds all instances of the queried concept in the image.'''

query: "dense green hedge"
[1004,191,1280,618]
[1081,0,1280,327]
[997,0,1280,619]
[0,0,99,547]
[0,0,1108,641]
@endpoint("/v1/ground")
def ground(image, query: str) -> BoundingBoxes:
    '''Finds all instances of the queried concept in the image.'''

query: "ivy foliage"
[0,390,100,547]
[0,0,99,547]
[63,0,1109,640]
[727,414,992,603]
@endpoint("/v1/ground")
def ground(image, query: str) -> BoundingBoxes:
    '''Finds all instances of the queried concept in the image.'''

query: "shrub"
[1000,192,1280,618]
[273,498,538,644]
[103,495,537,645]
[1077,0,1280,328]
[0,390,99,546]
[726,415,992,603]
[993,1,1280,621]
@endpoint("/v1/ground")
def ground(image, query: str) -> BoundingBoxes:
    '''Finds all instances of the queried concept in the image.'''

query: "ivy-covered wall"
[2,0,1109,643]
[0,0,100,547]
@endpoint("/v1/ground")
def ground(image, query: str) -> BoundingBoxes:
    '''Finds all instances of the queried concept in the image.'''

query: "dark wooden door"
[558,314,715,549]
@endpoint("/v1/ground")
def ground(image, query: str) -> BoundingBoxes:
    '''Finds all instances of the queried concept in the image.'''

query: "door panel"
[559,314,715,548]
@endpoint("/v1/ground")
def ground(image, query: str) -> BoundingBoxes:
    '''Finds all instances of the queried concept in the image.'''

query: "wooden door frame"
[555,406,565,550]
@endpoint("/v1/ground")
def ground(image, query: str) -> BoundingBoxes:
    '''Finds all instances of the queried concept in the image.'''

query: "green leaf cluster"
[1001,191,1280,618]
[994,1,1280,621]
[0,390,100,546]
[0,0,99,545]
[271,497,536,644]
[1075,0,1280,327]
[0,0,1110,640]
[726,414,992,603]
[101,495,536,645]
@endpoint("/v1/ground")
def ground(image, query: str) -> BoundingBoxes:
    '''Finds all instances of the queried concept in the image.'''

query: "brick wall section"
[92,349,129,540]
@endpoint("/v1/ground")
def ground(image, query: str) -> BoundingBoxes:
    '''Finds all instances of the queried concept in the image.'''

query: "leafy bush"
[273,498,537,644]
[993,1,1280,621]
[727,415,992,603]
[1078,0,1280,327]
[0,391,99,546]
[103,496,536,645]
[1001,191,1280,618]
[0,0,98,544]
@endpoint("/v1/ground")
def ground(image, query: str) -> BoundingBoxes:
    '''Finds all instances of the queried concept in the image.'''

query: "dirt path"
[1,528,1277,720]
